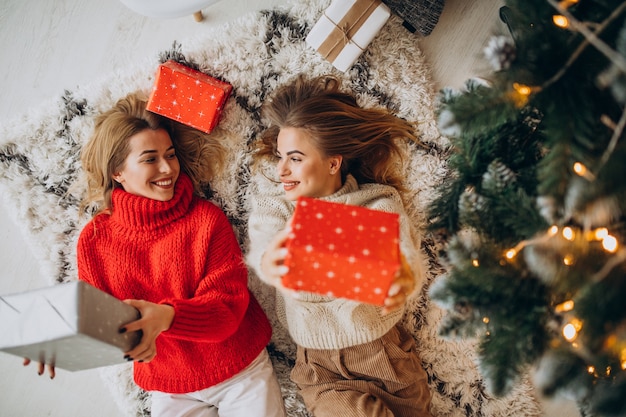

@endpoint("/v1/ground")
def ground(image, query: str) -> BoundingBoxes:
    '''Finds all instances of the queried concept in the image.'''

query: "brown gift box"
[306,0,391,72]
[0,281,140,371]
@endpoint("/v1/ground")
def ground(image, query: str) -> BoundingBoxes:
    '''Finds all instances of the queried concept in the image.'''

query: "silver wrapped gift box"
[0,281,141,371]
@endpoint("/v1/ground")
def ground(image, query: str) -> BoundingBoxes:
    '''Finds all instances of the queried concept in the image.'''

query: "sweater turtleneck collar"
[110,173,194,231]
[320,174,358,201]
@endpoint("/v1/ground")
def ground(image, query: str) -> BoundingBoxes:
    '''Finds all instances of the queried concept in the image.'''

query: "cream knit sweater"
[247,175,426,350]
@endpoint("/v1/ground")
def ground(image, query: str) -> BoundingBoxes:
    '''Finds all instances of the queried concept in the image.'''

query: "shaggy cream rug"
[0,0,541,415]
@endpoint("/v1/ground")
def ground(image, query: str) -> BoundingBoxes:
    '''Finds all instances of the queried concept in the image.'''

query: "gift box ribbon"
[317,0,382,63]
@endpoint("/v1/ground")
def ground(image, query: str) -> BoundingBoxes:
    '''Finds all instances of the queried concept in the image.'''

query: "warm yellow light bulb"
[513,83,532,96]
[505,249,517,259]
[562,226,574,240]
[553,15,570,28]
[555,300,574,313]
[588,365,596,374]
[573,162,586,176]
[482,317,490,324]
[594,228,609,239]
[563,318,582,342]
[548,225,559,236]
[563,255,574,266]
[472,259,480,267]
[602,235,618,253]
[563,323,578,341]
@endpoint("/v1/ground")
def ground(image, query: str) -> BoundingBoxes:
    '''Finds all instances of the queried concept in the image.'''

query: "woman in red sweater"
[75,92,286,417]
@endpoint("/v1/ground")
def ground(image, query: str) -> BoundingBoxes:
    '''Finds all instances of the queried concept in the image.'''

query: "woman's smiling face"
[275,127,342,201]
[113,128,180,201]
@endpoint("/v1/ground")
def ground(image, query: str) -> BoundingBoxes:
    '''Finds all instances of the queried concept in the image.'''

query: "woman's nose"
[277,159,288,176]
[159,159,173,173]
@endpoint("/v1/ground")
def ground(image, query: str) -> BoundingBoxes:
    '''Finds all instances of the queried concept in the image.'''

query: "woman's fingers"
[124,342,156,363]
[47,364,56,379]
[23,358,55,378]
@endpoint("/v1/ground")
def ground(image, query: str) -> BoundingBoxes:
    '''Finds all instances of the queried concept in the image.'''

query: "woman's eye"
[290,157,301,162]
[166,153,177,159]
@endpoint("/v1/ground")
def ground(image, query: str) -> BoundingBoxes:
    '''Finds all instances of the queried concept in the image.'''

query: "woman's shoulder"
[250,193,293,215]
[189,195,232,222]
[77,212,111,243]
[351,182,404,212]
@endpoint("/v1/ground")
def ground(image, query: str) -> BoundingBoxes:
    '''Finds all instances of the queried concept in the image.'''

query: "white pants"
[151,349,287,417]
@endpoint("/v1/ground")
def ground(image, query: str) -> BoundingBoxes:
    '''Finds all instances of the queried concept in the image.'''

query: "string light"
[563,318,582,342]
[482,316,490,324]
[558,0,579,7]
[573,161,596,180]
[588,365,596,375]
[555,300,574,313]
[510,83,536,107]
[505,248,517,259]
[472,259,480,267]
[548,225,559,236]
[573,161,586,175]
[602,235,618,253]
[563,255,574,266]
[562,226,574,240]
[594,228,609,239]
[553,15,570,28]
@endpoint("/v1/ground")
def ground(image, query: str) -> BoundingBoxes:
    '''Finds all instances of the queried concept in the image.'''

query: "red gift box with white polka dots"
[146,60,232,133]
[283,197,400,305]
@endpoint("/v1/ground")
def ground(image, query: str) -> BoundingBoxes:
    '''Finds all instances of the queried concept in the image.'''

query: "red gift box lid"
[283,197,400,305]
[146,60,232,133]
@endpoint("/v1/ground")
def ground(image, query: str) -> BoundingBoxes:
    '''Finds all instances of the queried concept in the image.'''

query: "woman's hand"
[382,254,415,315]
[23,357,55,379]
[119,300,175,363]
[260,226,292,288]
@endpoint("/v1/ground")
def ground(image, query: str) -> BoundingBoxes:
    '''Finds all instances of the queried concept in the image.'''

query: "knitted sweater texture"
[77,174,271,394]
[247,175,426,350]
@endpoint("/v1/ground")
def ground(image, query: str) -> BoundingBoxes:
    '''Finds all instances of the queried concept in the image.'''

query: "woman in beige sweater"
[247,74,432,417]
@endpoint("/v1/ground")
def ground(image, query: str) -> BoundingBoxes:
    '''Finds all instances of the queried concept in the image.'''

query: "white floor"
[0,0,580,415]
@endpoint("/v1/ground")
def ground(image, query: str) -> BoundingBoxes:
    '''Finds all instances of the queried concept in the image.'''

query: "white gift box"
[306,0,391,72]
[0,281,141,371]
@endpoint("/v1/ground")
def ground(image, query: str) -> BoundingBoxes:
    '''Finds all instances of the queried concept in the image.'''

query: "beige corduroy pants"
[290,323,432,417]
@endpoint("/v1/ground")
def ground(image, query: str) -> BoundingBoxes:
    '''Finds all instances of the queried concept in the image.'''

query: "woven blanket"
[0,0,541,415]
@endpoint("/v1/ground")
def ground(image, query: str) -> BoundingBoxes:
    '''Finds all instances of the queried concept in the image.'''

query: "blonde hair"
[80,92,225,214]
[253,74,423,191]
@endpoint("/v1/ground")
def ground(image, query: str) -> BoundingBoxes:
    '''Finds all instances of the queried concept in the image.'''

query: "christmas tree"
[427,1,626,415]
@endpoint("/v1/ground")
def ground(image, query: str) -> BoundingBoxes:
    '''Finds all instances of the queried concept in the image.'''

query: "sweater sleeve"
[76,217,111,293]
[246,195,293,285]
[161,207,251,343]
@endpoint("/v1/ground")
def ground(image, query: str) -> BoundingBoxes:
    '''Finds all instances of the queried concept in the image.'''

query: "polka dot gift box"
[0,281,141,372]
[146,60,232,133]
[283,197,400,305]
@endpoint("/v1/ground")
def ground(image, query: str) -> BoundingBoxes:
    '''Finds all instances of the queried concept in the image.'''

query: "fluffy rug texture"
[0,0,541,415]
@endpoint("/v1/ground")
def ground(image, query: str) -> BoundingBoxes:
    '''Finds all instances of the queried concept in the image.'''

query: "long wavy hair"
[80,92,226,214]
[253,74,424,191]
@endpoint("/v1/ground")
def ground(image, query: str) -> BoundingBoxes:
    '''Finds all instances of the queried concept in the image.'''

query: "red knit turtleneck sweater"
[77,174,271,394]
